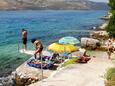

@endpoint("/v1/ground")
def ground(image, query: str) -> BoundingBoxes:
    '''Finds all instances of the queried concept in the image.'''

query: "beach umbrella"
[48,43,78,53]
[59,36,80,45]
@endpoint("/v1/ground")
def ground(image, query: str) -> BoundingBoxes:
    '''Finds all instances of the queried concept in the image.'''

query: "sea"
[0,10,107,77]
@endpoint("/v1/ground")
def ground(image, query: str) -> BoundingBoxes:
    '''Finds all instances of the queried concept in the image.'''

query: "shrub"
[106,13,115,37]
[108,0,115,10]
[62,58,78,67]
[107,0,115,37]
[104,68,115,81]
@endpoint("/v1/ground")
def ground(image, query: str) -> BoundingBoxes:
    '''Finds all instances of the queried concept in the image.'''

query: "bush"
[104,68,115,86]
[106,13,115,37]
[108,0,115,10]
[62,58,78,67]
[104,68,115,81]
[106,0,115,37]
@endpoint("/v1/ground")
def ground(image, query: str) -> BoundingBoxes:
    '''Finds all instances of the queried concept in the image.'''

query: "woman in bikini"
[31,39,43,59]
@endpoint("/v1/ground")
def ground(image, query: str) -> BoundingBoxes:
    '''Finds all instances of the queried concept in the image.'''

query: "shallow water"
[0,10,107,76]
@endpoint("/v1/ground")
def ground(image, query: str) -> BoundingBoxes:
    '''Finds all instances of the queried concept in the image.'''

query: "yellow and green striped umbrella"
[48,43,78,53]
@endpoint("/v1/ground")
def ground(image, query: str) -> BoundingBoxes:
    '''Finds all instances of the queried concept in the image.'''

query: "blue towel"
[27,59,54,69]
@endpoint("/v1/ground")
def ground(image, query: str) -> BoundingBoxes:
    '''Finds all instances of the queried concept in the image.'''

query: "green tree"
[107,0,115,37]
[108,0,115,10]
[106,13,115,37]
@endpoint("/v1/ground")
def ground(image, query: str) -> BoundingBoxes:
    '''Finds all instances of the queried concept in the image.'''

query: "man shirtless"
[106,39,114,59]
[22,29,27,50]
[31,39,43,59]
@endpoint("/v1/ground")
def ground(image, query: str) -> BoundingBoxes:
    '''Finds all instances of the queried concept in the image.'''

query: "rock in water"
[0,71,16,86]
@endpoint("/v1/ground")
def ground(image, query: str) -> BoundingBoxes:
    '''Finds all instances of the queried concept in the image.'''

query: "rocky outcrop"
[0,0,12,10]
[15,58,54,86]
[90,31,109,40]
[81,37,100,49]
[101,12,112,20]
[0,0,109,10]
[99,22,109,30]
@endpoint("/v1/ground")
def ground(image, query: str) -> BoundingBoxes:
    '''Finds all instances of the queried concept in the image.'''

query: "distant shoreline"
[0,9,108,11]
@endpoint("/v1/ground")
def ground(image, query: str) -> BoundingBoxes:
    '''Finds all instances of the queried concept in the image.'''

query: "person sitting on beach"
[77,48,91,63]
[31,39,43,59]
[22,29,27,50]
[79,48,89,57]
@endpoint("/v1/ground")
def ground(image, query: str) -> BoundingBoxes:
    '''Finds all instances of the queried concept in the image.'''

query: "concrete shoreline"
[29,51,114,86]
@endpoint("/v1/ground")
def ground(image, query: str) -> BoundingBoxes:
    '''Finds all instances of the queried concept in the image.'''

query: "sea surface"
[0,10,107,77]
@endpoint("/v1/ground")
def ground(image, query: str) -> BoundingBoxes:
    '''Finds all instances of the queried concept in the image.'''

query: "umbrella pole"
[40,53,43,80]
[64,46,66,60]
[69,53,72,59]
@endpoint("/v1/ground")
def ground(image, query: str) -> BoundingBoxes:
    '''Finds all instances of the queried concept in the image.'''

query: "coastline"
[0,9,108,85]
[28,12,112,86]
[19,13,111,86]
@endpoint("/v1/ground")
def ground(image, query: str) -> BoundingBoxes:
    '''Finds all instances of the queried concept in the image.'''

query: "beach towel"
[76,56,91,63]
[27,59,54,69]
[43,56,60,63]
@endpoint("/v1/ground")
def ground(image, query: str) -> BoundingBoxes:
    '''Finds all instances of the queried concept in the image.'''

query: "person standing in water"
[22,29,27,50]
[31,39,43,59]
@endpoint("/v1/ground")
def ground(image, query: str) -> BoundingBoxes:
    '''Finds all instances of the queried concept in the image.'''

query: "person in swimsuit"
[106,39,114,59]
[31,39,43,59]
[22,29,27,50]
[77,48,91,63]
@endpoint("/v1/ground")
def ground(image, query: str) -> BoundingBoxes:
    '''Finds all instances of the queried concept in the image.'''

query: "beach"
[30,51,114,86]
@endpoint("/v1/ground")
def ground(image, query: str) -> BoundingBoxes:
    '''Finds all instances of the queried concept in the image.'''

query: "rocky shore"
[0,71,16,86]
[15,58,55,86]
[0,58,56,86]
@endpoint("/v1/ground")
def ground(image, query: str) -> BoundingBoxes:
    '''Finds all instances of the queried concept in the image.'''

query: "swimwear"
[22,38,27,44]
[37,47,43,53]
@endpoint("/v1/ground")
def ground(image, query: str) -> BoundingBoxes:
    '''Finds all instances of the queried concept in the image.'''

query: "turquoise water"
[0,10,107,76]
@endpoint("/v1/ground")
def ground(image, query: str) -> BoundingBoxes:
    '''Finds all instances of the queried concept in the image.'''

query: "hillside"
[0,0,108,10]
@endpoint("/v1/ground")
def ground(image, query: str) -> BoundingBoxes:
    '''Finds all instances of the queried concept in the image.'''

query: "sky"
[89,0,108,3]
